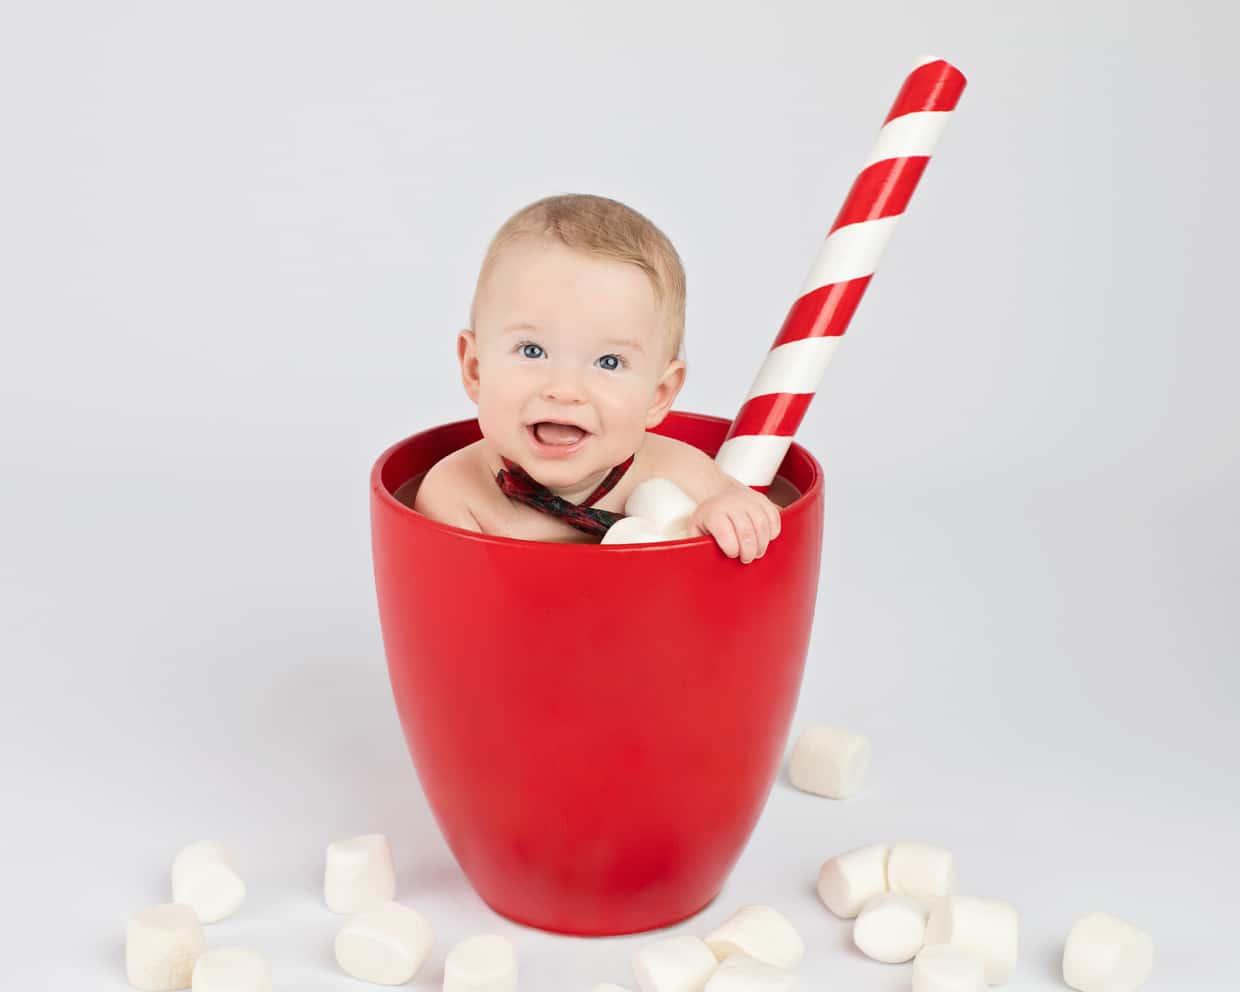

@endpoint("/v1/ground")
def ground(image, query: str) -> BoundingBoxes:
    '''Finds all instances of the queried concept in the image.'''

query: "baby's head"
[459,194,688,491]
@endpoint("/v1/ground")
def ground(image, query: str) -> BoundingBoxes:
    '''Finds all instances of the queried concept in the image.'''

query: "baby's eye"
[597,354,624,371]
[519,343,545,359]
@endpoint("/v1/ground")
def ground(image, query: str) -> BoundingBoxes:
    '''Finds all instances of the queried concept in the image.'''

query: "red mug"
[370,410,824,935]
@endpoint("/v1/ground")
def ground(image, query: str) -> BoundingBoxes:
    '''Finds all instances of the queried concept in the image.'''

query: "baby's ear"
[457,329,481,404]
[645,358,686,428]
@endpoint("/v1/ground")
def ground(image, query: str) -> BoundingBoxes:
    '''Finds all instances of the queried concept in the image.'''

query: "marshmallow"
[591,986,634,992]
[912,944,987,992]
[126,903,206,992]
[626,479,698,532]
[171,841,246,924]
[335,900,433,986]
[705,905,805,970]
[443,934,518,992]
[324,833,396,914]
[602,516,678,545]
[787,724,869,799]
[887,842,956,905]
[817,843,889,918]
[632,935,718,992]
[191,947,272,992]
[703,952,798,991]
[1062,912,1154,992]
[924,896,1019,985]
[853,893,929,963]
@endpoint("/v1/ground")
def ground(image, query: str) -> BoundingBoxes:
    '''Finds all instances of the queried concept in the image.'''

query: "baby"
[414,193,781,563]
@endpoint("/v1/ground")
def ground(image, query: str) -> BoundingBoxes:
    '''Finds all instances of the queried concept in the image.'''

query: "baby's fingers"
[763,497,782,539]
[746,504,776,560]
[689,509,735,557]
[727,508,764,564]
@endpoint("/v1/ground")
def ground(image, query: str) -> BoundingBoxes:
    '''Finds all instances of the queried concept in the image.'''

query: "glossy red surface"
[370,411,824,935]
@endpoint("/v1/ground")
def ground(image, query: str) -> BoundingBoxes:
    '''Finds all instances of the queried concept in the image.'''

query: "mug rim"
[370,410,823,552]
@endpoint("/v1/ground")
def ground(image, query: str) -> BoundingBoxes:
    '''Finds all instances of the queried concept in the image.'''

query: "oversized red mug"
[370,410,824,935]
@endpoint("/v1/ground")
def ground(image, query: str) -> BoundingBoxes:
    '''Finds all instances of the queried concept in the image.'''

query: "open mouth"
[527,421,590,453]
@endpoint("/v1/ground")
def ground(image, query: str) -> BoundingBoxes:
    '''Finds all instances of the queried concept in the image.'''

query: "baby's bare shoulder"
[638,432,732,502]
[413,442,493,532]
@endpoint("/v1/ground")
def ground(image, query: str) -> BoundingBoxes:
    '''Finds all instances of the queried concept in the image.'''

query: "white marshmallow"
[853,893,929,964]
[787,724,869,799]
[601,516,677,545]
[887,842,956,905]
[703,952,798,991]
[335,900,433,985]
[705,904,805,970]
[817,843,889,918]
[443,934,518,992]
[324,833,396,914]
[912,944,987,992]
[191,947,272,992]
[924,896,1019,985]
[625,479,698,532]
[171,841,246,924]
[126,903,206,992]
[632,935,718,992]
[591,986,634,992]
[1062,912,1154,992]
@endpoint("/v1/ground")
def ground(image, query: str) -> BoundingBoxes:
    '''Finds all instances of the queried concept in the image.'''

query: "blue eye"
[519,343,544,359]
[598,355,623,371]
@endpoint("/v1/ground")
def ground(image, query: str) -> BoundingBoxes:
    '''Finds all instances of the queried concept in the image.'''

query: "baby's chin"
[510,432,630,484]
[518,455,607,488]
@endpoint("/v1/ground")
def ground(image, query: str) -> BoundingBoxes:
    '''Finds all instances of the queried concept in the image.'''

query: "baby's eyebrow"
[603,337,645,354]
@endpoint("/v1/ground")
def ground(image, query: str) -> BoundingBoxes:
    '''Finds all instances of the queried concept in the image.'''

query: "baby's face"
[461,236,683,491]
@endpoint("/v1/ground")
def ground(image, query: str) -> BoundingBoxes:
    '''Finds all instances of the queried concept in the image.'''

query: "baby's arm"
[667,444,782,564]
[412,460,483,533]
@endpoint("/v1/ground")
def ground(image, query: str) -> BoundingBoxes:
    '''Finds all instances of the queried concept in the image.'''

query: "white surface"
[863,111,954,168]
[191,947,272,992]
[704,905,805,970]
[800,216,901,291]
[624,479,698,530]
[2,1,1237,989]
[172,841,246,925]
[926,896,1020,985]
[633,936,718,992]
[853,893,930,964]
[702,953,798,992]
[597,515,676,545]
[913,944,987,992]
[788,724,871,799]
[335,901,434,986]
[324,833,397,915]
[126,904,205,992]
[1062,912,1155,992]
[817,843,890,919]
[443,935,517,992]
[741,336,844,400]
[602,478,696,545]
[887,842,957,905]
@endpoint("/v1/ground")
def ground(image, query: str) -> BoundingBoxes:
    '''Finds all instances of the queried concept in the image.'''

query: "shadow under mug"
[370,410,824,935]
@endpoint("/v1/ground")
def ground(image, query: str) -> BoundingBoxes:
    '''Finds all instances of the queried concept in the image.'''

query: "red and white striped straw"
[715,56,967,490]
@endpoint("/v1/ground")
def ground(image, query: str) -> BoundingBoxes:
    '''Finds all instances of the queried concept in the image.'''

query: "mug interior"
[373,411,821,543]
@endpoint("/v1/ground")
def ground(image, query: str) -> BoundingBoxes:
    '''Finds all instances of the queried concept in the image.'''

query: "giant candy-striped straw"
[714,56,967,489]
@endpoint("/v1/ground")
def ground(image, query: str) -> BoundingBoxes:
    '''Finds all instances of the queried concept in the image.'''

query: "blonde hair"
[469,193,686,363]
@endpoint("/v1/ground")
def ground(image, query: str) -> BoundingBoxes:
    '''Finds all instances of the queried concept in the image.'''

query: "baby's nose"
[541,369,587,403]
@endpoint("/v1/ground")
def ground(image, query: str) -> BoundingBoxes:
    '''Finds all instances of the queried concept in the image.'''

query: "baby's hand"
[686,482,782,563]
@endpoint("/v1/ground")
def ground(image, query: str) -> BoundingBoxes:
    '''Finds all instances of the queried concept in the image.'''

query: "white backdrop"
[2,1,1236,988]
